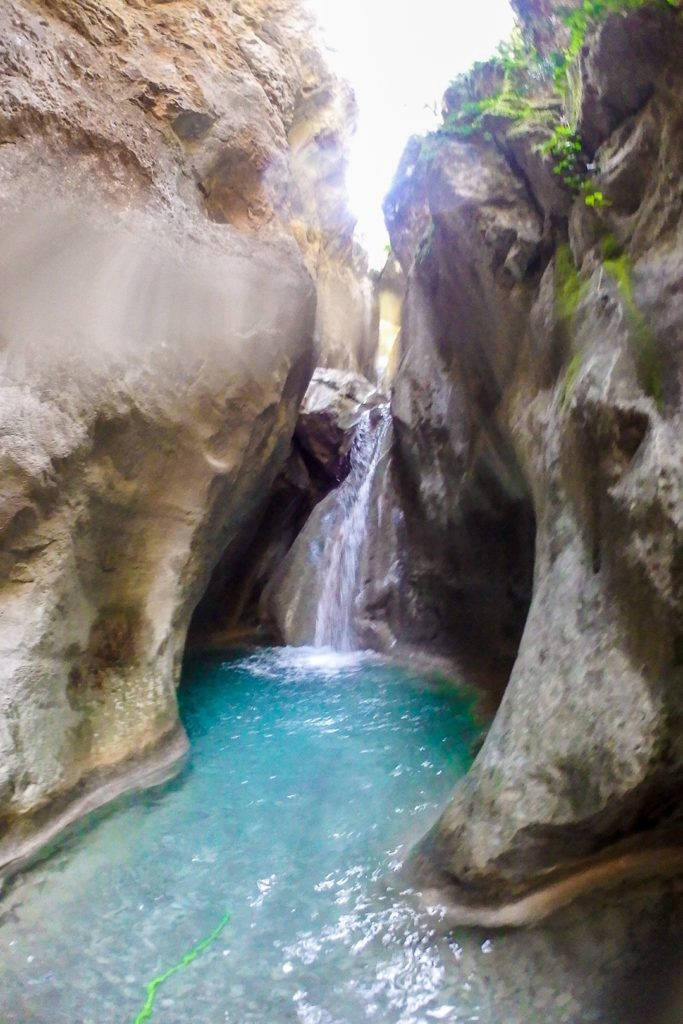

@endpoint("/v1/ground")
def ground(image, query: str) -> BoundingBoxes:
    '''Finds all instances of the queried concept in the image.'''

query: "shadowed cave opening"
[383,419,537,707]
[188,431,341,647]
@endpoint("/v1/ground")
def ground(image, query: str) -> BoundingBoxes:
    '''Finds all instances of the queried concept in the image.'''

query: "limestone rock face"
[363,134,540,694]
[382,4,683,902]
[0,0,372,372]
[0,206,316,873]
[0,0,362,871]
[295,367,384,481]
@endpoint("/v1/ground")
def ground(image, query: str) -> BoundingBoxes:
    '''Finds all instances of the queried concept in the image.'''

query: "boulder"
[295,367,384,481]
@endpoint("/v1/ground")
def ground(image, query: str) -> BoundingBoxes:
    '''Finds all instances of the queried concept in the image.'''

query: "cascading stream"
[313,405,391,651]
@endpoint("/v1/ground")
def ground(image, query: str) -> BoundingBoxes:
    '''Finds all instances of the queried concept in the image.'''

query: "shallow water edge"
[0,725,189,893]
[2,646,683,1024]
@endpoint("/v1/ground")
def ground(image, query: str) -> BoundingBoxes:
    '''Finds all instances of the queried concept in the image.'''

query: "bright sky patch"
[307,0,515,267]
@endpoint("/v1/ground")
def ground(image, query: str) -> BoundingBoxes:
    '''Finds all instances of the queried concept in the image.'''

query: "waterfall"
[313,405,391,651]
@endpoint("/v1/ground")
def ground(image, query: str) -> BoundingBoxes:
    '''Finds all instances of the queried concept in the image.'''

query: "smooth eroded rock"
[383,3,683,906]
[0,206,316,872]
[0,0,367,871]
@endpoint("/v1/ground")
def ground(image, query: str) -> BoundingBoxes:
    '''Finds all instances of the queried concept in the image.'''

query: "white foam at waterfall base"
[314,406,391,651]
[245,645,381,680]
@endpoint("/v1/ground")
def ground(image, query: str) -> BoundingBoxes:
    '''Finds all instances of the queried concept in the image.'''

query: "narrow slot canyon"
[1,1,683,1022]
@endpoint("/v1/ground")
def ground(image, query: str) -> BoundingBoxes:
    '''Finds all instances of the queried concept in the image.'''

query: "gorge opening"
[2,0,683,1022]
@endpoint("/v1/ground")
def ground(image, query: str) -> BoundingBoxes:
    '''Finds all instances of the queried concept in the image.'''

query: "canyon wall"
[0,0,366,873]
[379,1,683,906]
[3,0,682,924]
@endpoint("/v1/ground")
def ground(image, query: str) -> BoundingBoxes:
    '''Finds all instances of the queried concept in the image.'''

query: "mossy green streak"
[555,244,586,324]
[435,0,680,205]
[555,246,587,409]
[604,255,664,407]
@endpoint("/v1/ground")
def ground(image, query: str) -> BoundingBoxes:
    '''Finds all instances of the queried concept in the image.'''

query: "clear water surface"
[0,647,488,1024]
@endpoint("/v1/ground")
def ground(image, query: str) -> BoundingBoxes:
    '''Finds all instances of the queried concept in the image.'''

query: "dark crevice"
[188,450,331,645]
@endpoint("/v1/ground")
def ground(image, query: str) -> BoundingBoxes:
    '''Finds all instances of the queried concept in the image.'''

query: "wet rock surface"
[377,3,683,902]
[295,367,385,482]
[447,873,683,1024]
[253,370,387,647]
[262,407,392,649]
[191,367,384,645]
[368,134,540,692]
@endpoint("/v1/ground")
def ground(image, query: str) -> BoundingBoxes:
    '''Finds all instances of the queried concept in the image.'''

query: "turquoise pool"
[0,647,485,1024]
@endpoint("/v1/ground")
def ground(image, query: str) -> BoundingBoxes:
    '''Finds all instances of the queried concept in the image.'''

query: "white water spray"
[314,405,391,650]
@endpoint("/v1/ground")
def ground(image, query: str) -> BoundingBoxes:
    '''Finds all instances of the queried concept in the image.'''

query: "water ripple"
[1,647,485,1024]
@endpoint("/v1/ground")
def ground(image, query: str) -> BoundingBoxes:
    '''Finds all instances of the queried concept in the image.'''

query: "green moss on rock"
[554,246,588,410]
[555,244,587,323]
[559,351,584,409]
[604,254,664,408]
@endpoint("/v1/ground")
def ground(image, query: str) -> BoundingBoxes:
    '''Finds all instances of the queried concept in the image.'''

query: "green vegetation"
[554,245,588,409]
[538,123,584,191]
[436,0,680,205]
[599,232,622,260]
[535,121,615,204]
[552,245,663,409]
[440,94,538,139]
[494,29,546,89]
[584,189,610,208]
[559,350,584,409]
[555,244,586,323]
[437,30,546,140]
[537,123,612,204]
[424,0,674,410]
[427,1,673,410]
[551,0,680,95]
[603,254,664,407]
